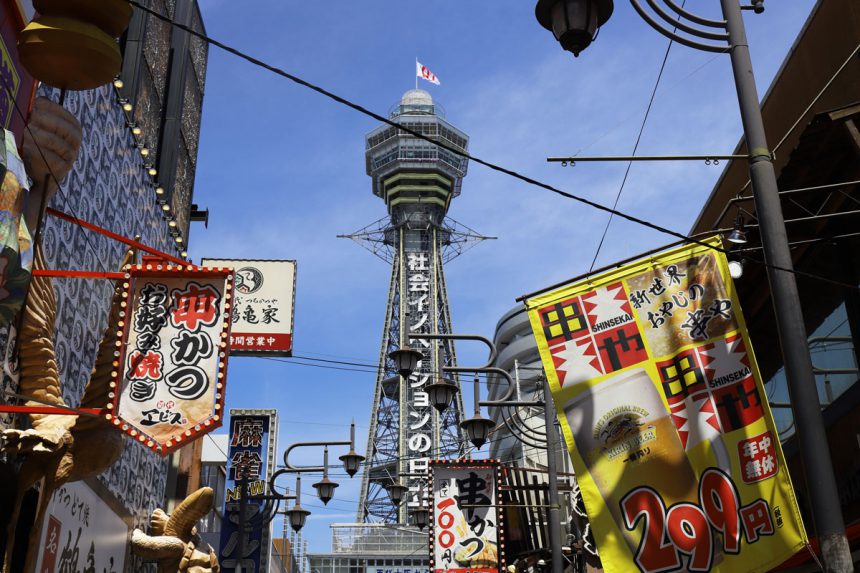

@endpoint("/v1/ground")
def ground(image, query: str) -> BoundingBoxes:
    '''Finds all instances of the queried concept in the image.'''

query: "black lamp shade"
[339,450,365,477]
[287,504,311,532]
[386,482,409,506]
[411,507,430,530]
[313,478,339,505]
[389,347,423,378]
[535,0,614,56]
[460,416,497,450]
[426,379,459,413]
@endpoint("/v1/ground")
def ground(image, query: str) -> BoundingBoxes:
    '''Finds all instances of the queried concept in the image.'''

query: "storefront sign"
[108,262,233,455]
[525,236,806,573]
[430,459,505,573]
[35,480,130,573]
[220,409,278,573]
[201,258,296,356]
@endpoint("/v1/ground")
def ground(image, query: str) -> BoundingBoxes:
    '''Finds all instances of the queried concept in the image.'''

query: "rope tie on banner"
[804,542,824,571]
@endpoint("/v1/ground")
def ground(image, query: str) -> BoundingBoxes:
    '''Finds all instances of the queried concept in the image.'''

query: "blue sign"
[220,409,278,572]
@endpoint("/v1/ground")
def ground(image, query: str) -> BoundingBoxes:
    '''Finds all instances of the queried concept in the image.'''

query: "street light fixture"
[460,375,498,449]
[338,421,365,477]
[727,215,748,244]
[535,0,614,57]
[425,378,460,413]
[385,481,409,506]
[312,447,339,505]
[285,477,311,533]
[389,347,423,378]
[460,415,496,449]
[533,0,853,569]
[411,506,430,530]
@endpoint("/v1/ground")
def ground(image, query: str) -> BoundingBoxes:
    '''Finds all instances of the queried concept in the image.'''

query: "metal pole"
[719,1,852,570]
[237,473,247,573]
[542,380,563,573]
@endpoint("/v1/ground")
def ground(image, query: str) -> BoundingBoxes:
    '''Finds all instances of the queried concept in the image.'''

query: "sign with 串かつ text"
[110,264,233,455]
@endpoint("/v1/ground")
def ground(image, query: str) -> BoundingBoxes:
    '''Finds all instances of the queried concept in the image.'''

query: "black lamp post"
[535,0,614,56]
[533,1,852,570]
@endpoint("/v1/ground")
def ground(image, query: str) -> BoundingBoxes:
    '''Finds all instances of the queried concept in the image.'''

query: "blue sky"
[188,0,818,551]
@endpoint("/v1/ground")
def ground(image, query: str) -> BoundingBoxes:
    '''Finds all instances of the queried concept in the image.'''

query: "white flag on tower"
[416,60,441,86]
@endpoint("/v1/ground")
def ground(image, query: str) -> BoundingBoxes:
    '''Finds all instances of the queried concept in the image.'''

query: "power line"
[124,0,859,292]
[588,1,682,272]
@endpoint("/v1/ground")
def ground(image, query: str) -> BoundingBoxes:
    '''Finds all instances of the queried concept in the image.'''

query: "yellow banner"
[525,237,806,573]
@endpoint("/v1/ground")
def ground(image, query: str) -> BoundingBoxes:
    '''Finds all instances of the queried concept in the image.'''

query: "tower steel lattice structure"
[343,89,490,524]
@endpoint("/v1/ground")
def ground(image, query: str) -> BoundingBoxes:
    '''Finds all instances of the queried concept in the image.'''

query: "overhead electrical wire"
[124,0,859,292]
[588,0,687,273]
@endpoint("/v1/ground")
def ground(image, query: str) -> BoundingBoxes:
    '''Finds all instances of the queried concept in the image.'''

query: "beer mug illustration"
[563,368,700,556]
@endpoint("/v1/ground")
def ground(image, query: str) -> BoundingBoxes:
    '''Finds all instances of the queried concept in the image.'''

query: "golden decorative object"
[1,245,137,573]
[131,488,221,573]
[33,0,133,37]
[17,0,133,90]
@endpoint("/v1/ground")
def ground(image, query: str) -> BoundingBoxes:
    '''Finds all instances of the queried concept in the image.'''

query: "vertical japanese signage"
[524,237,806,573]
[404,243,434,506]
[108,263,233,455]
[220,409,278,573]
[430,460,505,573]
[0,0,37,146]
[201,258,296,356]
[34,480,130,573]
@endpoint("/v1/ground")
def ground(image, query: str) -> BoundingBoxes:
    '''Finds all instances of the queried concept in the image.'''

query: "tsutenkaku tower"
[343,89,489,524]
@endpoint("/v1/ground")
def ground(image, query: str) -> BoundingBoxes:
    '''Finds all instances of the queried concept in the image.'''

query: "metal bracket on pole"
[407,333,542,406]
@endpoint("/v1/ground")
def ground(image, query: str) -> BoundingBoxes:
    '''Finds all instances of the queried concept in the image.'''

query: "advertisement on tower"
[404,247,434,506]
[524,236,806,573]
[202,258,296,356]
[110,264,233,455]
[430,460,505,573]
[220,409,278,573]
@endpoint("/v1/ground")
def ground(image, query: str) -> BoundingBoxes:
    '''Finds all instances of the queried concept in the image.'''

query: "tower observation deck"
[343,89,490,524]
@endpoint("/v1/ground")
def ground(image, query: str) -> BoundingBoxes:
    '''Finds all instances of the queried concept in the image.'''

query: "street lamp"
[535,0,614,57]
[389,347,423,378]
[411,507,430,530]
[460,376,498,449]
[385,481,409,506]
[425,378,460,413]
[285,476,311,532]
[338,421,366,477]
[533,0,852,569]
[312,447,339,505]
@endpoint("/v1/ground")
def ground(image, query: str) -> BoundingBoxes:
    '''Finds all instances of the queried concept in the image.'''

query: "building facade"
[0,0,209,570]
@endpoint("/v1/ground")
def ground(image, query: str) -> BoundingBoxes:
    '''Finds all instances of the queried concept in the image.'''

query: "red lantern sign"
[107,262,234,455]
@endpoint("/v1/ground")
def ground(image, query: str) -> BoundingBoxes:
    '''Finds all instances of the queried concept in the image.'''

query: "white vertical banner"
[430,460,505,573]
